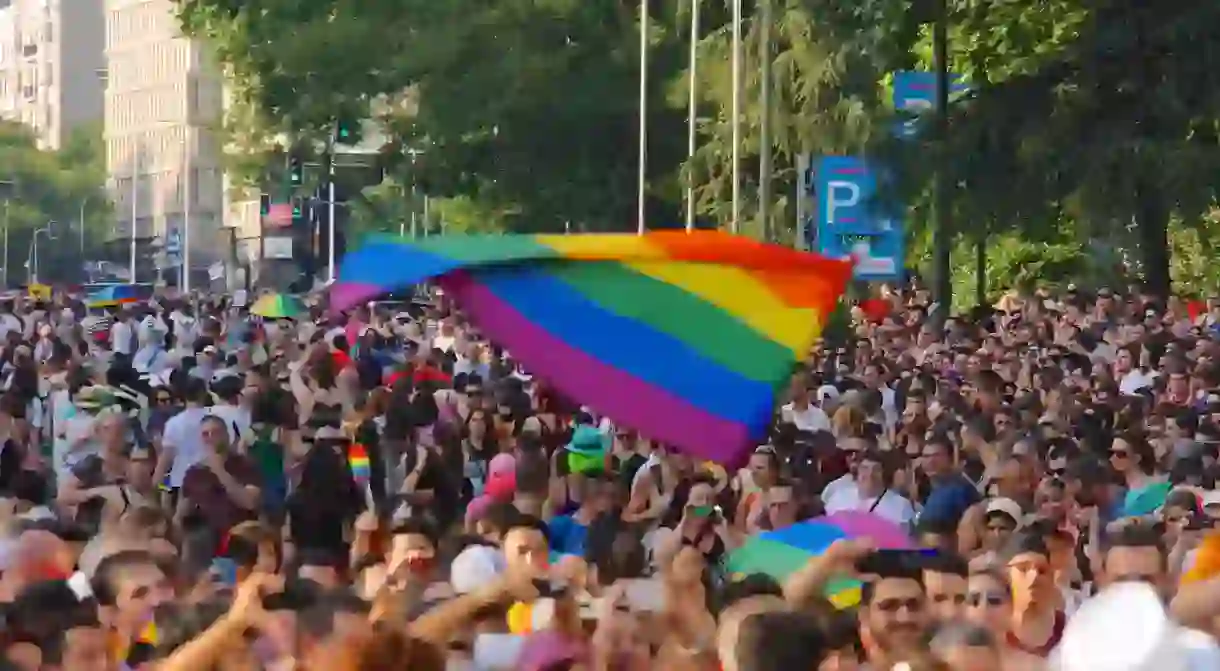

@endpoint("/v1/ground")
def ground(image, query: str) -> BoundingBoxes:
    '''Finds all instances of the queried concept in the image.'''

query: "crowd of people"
[0,281,1215,669]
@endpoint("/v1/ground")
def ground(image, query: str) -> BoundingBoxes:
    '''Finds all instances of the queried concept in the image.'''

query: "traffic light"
[334,117,358,145]
[288,153,304,186]
[292,196,304,220]
[259,193,270,216]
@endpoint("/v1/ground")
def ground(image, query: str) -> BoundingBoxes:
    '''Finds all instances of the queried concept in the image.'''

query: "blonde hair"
[831,405,866,438]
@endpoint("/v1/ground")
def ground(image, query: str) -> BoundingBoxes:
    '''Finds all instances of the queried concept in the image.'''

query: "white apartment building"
[0,0,105,150]
[104,0,225,264]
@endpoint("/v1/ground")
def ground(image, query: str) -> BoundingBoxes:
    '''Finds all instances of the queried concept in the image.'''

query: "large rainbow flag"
[330,231,851,464]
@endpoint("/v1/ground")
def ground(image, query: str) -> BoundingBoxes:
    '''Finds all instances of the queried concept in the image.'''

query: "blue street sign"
[892,71,968,137]
[814,156,903,281]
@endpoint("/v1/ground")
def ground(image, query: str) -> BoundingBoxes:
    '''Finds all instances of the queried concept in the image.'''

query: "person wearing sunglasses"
[960,569,1044,670]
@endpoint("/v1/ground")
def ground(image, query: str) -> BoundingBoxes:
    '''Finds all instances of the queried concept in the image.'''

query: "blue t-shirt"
[921,475,981,525]
[546,514,590,557]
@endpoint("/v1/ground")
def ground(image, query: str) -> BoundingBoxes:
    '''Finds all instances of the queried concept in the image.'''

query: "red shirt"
[181,455,261,536]
[331,349,352,370]
[387,365,450,388]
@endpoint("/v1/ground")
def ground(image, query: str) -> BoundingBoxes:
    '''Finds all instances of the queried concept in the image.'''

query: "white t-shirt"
[111,320,134,355]
[51,394,94,480]
[0,313,20,338]
[1119,369,1158,395]
[132,346,170,375]
[432,333,456,353]
[207,403,252,445]
[170,310,198,344]
[821,473,855,504]
[823,483,916,527]
[163,406,210,487]
[780,402,831,433]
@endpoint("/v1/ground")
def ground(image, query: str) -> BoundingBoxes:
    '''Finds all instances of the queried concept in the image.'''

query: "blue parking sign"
[814,156,903,281]
[893,71,968,137]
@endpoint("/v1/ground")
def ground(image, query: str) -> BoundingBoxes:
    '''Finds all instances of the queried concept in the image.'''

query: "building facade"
[104,0,225,271]
[0,0,105,150]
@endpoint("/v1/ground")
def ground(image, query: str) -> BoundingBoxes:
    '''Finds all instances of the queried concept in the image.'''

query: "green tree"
[797,0,1220,297]
[0,122,113,284]
[685,0,887,240]
[176,0,695,233]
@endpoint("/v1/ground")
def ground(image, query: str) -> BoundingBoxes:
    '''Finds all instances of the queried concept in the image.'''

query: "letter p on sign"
[825,181,860,225]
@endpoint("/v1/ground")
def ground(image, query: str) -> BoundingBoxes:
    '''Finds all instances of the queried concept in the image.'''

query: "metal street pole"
[29,224,50,284]
[932,0,952,316]
[410,184,418,239]
[130,142,139,283]
[636,0,648,234]
[327,144,336,283]
[684,0,700,231]
[78,198,86,257]
[1,201,7,288]
[758,0,773,241]
[730,0,742,233]
[183,153,192,292]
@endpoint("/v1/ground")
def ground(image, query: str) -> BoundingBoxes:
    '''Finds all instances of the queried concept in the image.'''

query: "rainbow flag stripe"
[331,232,850,464]
[349,443,371,483]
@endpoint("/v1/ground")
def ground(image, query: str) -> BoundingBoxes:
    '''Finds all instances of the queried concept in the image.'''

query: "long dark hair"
[289,440,363,551]
[462,409,497,460]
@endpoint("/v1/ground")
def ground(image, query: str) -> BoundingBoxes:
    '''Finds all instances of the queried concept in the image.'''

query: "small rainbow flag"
[349,443,371,485]
[330,232,850,465]
[138,619,158,645]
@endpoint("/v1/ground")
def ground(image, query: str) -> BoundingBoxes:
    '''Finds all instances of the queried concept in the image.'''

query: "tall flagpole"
[758,0,773,241]
[684,0,700,231]
[183,151,191,292]
[730,0,741,233]
[130,141,138,282]
[636,0,648,235]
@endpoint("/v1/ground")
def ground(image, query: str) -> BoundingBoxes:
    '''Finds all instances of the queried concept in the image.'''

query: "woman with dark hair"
[460,408,498,500]
[286,436,363,558]
[1111,430,1167,516]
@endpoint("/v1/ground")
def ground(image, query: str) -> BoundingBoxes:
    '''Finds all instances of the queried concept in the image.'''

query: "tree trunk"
[1136,184,1170,299]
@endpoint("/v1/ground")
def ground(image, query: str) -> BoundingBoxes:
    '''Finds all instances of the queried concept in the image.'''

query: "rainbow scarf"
[330,232,850,465]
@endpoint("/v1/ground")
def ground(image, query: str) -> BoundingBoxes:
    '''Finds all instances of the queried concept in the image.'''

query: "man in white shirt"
[779,378,831,433]
[132,324,170,375]
[820,437,869,504]
[0,304,21,339]
[170,306,198,347]
[206,375,252,446]
[110,309,136,356]
[153,378,212,496]
[823,449,915,527]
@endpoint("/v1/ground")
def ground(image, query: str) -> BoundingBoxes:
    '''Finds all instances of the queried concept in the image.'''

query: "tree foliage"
[176,0,695,233]
[0,122,113,283]
[797,0,1220,296]
[178,0,1220,298]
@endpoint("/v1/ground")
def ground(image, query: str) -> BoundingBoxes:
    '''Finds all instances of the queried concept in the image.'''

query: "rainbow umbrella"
[249,293,305,319]
[85,284,138,308]
[724,511,914,609]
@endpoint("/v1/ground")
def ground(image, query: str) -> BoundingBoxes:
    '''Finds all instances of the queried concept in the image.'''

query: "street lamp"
[28,223,54,284]
[78,197,87,258]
